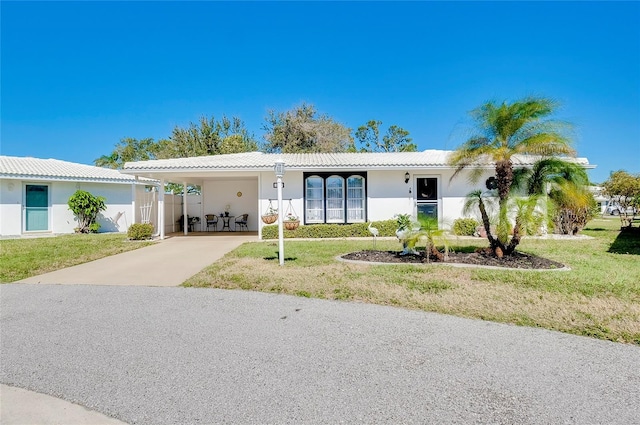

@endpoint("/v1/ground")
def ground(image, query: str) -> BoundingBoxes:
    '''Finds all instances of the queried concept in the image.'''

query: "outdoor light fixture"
[274,160,285,266]
[404,172,410,184]
[274,160,285,178]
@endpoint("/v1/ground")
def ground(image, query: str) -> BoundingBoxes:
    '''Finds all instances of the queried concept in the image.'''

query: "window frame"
[303,172,367,224]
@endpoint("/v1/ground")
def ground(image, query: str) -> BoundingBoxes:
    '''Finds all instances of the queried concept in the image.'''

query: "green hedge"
[127,223,154,240]
[262,220,397,239]
[452,218,479,236]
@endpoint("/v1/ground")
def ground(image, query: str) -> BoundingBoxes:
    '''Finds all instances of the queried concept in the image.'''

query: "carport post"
[183,182,188,235]
[131,180,137,225]
[158,179,165,240]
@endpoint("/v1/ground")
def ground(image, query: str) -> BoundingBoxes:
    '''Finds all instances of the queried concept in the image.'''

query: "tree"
[158,115,258,158]
[95,115,257,195]
[94,137,161,169]
[262,103,352,153]
[514,158,595,235]
[449,97,575,255]
[602,170,640,228]
[68,190,106,233]
[354,120,416,152]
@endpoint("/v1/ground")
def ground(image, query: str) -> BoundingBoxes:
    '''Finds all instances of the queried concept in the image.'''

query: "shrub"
[262,220,397,239]
[88,222,101,233]
[452,218,479,236]
[128,223,154,240]
[68,190,106,233]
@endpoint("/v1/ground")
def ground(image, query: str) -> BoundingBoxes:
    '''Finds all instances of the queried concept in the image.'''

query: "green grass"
[0,234,154,282]
[185,217,640,344]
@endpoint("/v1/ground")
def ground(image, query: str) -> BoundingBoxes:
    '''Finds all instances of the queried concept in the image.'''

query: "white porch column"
[131,180,137,226]
[158,179,165,240]
[183,182,188,235]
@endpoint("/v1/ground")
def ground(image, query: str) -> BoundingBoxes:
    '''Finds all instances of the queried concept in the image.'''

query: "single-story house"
[122,151,593,239]
[0,156,157,237]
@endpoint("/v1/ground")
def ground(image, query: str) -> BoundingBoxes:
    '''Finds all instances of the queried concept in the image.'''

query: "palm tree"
[449,97,575,255]
[514,158,594,235]
[94,152,120,169]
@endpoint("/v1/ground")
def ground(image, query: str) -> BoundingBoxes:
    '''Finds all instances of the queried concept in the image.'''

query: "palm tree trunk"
[476,194,504,253]
[495,159,514,247]
[496,159,513,202]
[505,219,522,254]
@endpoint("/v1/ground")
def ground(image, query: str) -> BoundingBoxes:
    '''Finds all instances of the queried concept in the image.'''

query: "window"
[326,176,344,222]
[305,177,324,223]
[347,176,365,222]
[304,173,366,224]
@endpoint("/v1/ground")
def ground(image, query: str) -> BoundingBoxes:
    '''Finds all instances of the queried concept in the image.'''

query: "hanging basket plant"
[262,213,278,224]
[262,200,278,224]
[283,200,300,230]
[284,218,300,230]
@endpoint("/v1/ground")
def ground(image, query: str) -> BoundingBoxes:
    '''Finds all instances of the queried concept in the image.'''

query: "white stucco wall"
[367,170,415,221]
[0,178,137,236]
[253,168,495,233]
[55,181,134,233]
[258,170,305,232]
[0,179,23,236]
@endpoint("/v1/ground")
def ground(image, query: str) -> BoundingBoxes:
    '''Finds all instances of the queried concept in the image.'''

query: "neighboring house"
[0,156,156,237]
[589,186,610,214]
[122,151,593,239]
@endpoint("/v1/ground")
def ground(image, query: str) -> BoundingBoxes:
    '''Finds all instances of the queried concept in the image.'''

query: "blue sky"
[2,1,638,183]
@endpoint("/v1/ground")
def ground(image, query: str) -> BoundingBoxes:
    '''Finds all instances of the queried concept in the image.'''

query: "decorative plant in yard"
[514,157,596,235]
[127,223,154,240]
[452,218,480,236]
[463,190,544,257]
[68,190,106,233]
[395,214,448,261]
[449,96,576,256]
[395,214,420,255]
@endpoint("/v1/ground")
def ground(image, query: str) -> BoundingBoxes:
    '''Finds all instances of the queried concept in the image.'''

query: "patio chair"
[234,213,249,231]
[205,214,219,231]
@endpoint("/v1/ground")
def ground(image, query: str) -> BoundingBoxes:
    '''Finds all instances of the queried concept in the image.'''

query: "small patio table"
[221,215,234,231]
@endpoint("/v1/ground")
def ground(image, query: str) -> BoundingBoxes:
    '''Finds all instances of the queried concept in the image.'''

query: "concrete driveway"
[16,234,257,286]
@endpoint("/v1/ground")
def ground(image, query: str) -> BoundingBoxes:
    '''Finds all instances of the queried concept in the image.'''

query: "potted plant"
[261,204,278,224]
[224,204,231,217]
[284,213,300,230]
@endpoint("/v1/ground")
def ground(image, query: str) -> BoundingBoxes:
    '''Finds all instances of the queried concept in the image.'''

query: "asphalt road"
[1,284,639,424]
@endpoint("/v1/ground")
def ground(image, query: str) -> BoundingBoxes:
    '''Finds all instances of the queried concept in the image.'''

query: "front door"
[415,177,439,221]
[25,184,49,231]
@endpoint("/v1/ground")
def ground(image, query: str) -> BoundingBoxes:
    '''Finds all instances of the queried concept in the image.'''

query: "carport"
[122,154,272,239]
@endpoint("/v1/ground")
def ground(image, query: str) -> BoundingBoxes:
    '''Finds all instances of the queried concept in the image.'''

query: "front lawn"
[0,234,154,282]
[185,217,640,344]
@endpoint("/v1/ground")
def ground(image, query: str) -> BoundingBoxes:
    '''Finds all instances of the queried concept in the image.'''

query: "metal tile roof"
[123,150,591,172]
[0,156,155,184]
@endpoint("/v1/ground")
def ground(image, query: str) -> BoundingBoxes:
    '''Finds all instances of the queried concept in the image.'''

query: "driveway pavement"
[1,284,639,424]
[16,234,256,286]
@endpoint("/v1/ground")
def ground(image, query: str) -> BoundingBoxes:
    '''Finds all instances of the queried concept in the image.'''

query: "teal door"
[25,185,49,231]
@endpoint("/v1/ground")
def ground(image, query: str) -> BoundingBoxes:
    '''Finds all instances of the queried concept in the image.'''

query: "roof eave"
[0,174,155,184]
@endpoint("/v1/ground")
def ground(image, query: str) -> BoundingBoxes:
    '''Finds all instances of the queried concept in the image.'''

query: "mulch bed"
[341,250,566,270]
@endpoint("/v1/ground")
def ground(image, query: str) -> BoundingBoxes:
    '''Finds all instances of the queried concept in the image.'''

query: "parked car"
[606,203,637,216]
